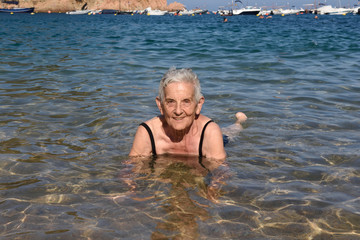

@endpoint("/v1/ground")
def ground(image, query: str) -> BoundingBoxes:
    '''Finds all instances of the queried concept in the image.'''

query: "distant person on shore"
[129,68,247,159]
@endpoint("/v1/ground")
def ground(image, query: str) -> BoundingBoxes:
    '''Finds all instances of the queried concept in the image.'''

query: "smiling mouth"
[173,117,184,121]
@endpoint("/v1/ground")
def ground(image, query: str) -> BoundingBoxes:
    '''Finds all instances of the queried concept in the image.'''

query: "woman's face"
[156,82,204,131]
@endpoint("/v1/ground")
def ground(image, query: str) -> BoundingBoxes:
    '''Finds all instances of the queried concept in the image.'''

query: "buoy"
[281,13,285,16]
[314,15,318,19]
[31,12,35,15]
[10,12,13,14]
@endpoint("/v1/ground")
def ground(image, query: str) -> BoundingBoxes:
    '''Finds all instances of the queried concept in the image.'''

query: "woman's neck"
[161,118,198,143]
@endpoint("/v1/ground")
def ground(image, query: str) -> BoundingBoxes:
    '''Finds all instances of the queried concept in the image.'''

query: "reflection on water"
[1,154,360,239]
[118,156,228,240]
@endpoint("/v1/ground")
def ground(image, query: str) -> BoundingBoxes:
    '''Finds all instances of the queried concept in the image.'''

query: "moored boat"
[354,7,360,14]
[193,9,208,14]
[66,10,91,15]
[233,6,261,15]
[217,7,233,16]
[316,5,353,15]
[218,1,261,16]
[177,9,195,15]
[269,8,303,15]
[118,10,134,15]
[0,7,34,13]
[101,9,118,14]
[144,7,168,16]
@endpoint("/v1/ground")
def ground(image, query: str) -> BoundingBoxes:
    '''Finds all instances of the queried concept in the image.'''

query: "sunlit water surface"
[0,13,359,239]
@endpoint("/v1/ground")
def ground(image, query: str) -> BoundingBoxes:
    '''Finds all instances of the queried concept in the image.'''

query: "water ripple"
[0,13,360,239]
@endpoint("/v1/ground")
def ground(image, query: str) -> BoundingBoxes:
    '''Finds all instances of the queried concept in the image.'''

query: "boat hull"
[118,11,134,15]
[239,10,260,15]
[0,7,34,13]
[101,9,118,14]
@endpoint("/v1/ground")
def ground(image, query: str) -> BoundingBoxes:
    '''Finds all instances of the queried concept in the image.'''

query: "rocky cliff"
[15,0,184,12]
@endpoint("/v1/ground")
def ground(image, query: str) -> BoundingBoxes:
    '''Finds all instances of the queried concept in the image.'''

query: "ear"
[156,97,164,115]
[196,97,205,115]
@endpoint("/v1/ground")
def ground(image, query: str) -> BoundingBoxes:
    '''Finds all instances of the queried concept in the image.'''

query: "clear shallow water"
[0,13,359,239]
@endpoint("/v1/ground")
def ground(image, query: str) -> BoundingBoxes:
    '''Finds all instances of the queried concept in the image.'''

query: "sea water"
[0,13,359,239]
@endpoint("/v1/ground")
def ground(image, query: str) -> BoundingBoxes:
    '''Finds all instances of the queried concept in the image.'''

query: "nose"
[174,102,183,115]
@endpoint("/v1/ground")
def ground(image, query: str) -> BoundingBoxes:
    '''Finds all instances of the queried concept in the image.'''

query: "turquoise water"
[1,13,359,239]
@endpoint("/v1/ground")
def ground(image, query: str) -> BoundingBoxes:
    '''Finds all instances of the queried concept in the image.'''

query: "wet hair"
[158,67,203,103]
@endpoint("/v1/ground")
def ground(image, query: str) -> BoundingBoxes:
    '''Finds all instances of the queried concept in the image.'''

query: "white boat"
[270,8,303,15]
[217,8,232,16]
[232,6,261,15]
[66,10,91,15]
[316,5,353,15]
[193,9,208,14]
[145,7,168,16]
[178,9,195,15]
[258,9,272,15]
[354,7,360,14]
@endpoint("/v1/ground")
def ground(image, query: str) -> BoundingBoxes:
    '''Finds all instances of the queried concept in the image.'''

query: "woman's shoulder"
[197,114,211,123]
[196,115,222,137]
[197,114,217,127]
[143,116,162,130]
[143,116,159,123]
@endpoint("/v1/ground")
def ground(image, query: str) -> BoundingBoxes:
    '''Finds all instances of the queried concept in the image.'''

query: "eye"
[165,99,176,107]
[182,99,191,107]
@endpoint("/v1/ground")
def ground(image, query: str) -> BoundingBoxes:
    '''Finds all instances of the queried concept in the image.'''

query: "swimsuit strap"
[199,120,214,157]
[140,122,156,156]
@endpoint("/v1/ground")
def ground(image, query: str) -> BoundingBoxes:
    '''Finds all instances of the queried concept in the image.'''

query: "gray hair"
[158,68,203,103]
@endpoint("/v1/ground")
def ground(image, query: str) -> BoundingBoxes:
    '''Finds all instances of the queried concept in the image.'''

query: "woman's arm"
[202,122,227,160]
[129,125,153,157]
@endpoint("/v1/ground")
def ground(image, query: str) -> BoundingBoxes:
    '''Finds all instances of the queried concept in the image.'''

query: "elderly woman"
[129,68,246,159]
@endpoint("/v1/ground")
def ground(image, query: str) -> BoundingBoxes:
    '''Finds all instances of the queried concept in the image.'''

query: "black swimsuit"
[140,120,214,157]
